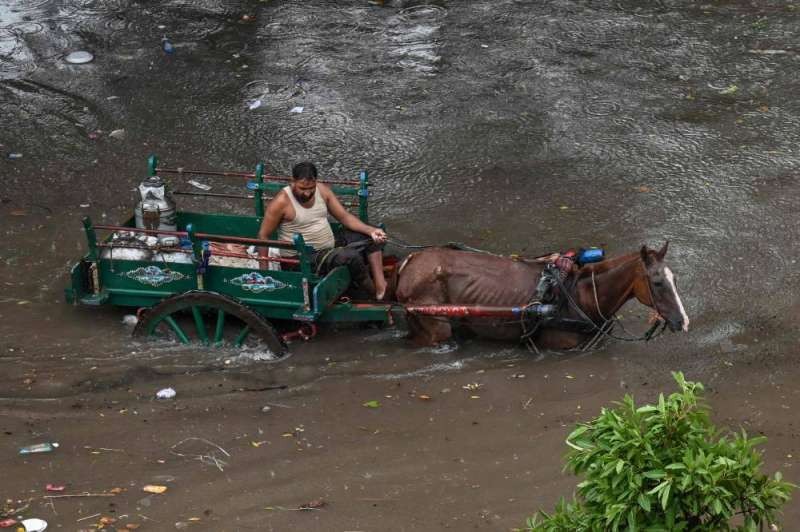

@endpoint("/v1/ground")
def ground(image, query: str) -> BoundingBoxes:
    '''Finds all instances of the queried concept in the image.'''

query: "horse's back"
[397,247,541,304]
[396,248,545,343]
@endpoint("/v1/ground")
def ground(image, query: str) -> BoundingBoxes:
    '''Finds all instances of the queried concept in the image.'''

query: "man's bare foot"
[375,279,388,301]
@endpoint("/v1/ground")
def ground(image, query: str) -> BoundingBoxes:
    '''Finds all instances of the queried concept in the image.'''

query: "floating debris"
[65,51,94,64]
[187,180,212,191]
[156,387,176,400]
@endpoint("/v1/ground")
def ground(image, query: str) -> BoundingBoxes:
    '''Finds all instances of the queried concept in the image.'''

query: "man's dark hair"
[292,162,318,180]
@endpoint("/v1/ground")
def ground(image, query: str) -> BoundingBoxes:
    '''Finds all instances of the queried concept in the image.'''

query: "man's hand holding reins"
[370,228,387,244]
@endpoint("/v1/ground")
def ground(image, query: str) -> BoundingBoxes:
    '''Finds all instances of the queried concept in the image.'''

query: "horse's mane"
[576,251,640,278]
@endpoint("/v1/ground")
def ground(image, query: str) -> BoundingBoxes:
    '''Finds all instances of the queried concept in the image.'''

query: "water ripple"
[397,4,447,23]
[584,100,621,116]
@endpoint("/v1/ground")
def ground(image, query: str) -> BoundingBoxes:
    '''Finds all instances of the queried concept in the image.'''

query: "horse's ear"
[640,245,652,266]
[657,240,669,261]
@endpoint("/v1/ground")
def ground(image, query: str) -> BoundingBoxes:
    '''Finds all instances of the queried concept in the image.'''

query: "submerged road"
[1,0,798,529]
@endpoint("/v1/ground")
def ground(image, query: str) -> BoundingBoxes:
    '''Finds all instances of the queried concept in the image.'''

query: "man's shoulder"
[268,188,291,211]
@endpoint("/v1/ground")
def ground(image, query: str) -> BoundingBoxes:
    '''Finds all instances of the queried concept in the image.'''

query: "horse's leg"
[535,330,586,350]
[396,260,453,346]
[406,312,453,346]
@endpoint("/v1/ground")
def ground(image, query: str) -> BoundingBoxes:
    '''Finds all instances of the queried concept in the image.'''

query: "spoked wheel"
[133,291,289,360]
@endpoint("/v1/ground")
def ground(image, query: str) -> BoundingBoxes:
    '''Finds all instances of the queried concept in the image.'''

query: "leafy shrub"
[525,372,793,531]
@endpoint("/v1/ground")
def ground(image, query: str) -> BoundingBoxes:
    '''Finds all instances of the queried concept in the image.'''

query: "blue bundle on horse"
[396,242,689,350]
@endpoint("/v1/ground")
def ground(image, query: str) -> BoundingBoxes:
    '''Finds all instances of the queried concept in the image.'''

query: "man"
[257,162,388,300]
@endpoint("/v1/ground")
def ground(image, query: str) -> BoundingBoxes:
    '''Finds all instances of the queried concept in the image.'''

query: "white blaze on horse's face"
[663,267,689,332]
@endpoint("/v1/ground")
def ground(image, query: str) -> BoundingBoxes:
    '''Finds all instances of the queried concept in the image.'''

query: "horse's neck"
[574,254,641,320]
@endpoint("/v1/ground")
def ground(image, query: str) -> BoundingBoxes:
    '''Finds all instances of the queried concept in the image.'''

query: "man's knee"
[327,248,363,275]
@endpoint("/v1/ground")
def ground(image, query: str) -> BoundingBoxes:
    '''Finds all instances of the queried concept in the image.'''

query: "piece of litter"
[142,485,167,494]
[156,387,176,400]
[362,400,380,408]
[20,518,48,532]
[298,499,326,510]
[187,180,212,191]
[80,204,90,208]
[106,95,119,100]
[122,314,138,326]
[65,51,94,64]
[261,405,272,413]
[109,129,126,140]
[481,44,489,48]
[45,484,65,492]
[8,153,22,159]
[248,99,262,110]
[289,106,304,114]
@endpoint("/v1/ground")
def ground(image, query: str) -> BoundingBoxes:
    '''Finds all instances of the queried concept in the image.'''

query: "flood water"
[1,0,799,529]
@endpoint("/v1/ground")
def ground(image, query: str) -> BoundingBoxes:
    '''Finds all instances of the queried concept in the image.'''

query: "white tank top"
[277,186,335,256]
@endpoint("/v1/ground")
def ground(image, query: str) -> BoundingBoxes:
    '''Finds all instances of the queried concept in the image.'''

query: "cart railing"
[146,154,371,223]
[86,220,310,272]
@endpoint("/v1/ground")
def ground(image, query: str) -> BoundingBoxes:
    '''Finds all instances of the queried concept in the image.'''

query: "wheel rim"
[133,291,289,360]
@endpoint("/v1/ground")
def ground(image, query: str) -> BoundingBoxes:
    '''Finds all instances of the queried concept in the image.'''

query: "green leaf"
[712,498,722,514]
[643,470,666,479]
[637,493,651,512]
[362,400,381,408]
[660,482,671,510]
[647,480,669,495]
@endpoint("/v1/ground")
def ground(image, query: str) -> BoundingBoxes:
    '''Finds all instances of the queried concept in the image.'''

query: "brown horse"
[395,242,689,349]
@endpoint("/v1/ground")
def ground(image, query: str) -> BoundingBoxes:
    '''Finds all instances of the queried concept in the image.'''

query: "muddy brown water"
[1,0,799,530]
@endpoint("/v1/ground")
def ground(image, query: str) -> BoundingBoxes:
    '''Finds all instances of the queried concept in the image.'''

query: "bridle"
[559,256,668,351]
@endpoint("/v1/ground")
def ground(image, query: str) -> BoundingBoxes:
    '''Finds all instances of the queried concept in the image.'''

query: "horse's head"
[636,242,689,332]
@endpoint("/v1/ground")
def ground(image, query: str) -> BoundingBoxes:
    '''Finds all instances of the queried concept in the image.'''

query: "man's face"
[291,179,316,204]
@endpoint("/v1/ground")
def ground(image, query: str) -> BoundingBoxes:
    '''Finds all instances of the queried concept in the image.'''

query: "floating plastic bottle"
[19,442,59,455]
[161,37,174,54]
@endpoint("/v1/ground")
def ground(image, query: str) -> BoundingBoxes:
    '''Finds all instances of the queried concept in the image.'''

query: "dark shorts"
[311,229,383,295]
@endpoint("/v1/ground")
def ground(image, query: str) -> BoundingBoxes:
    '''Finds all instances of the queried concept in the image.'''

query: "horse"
[395,242,689,349]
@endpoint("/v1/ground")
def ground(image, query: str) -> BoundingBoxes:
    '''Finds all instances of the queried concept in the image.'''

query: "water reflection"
[0,0,798,381]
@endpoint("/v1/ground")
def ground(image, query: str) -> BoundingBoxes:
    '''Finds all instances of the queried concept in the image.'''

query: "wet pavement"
[1,0,799,529]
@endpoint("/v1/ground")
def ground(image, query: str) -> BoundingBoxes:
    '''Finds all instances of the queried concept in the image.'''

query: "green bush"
[525,373,794,531]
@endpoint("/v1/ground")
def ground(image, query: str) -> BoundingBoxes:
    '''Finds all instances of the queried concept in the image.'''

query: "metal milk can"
[134,175,177,232]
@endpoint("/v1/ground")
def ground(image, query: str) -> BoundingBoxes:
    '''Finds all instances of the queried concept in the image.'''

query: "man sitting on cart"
[257,162,389,301]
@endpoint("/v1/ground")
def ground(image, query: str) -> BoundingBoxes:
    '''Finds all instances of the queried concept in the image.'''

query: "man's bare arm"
[322,184,386,243]
[257,196,286,256]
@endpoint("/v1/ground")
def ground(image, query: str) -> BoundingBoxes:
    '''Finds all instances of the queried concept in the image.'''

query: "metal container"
[134,175,177,232]
[578,247,604,265]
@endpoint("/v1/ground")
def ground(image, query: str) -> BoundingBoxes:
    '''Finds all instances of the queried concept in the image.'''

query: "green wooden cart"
[64,155,395,360]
